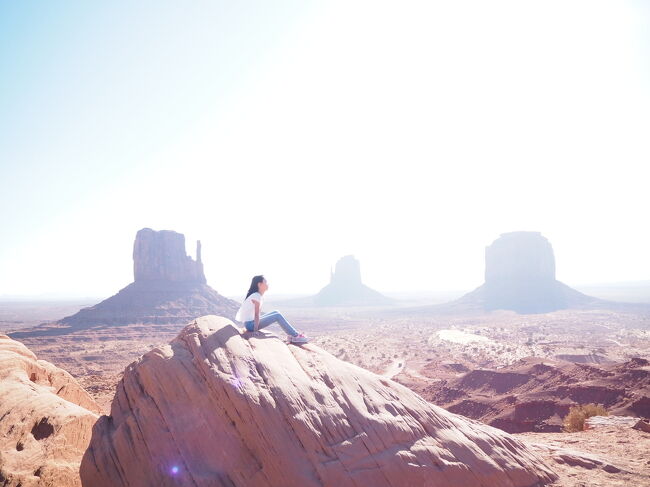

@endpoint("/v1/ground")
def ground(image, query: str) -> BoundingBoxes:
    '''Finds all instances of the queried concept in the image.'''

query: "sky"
[1,0,649,299]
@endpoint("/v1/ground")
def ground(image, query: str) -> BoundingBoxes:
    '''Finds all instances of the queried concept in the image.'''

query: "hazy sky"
[1,1,649,299]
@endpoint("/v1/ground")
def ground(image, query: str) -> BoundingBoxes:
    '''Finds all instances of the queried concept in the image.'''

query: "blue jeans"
[244,310,298,337]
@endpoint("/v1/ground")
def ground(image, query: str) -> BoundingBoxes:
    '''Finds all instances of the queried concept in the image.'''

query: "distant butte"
[313,255,392,306]
[404,231,614,316]
[453,232,597,313]
[11,228,238,337]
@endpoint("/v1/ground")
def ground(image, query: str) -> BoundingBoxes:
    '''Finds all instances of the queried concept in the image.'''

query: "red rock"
[0,335,101,486]
[81,316,557,487]
[632,419,650,433]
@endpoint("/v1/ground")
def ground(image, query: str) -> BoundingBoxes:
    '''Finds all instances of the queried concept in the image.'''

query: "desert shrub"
[563,403,608,432]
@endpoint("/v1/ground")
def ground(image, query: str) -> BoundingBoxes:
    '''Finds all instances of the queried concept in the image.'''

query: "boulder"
[0,335,101,486]
[632,419,650,433]
[81,315,557,487]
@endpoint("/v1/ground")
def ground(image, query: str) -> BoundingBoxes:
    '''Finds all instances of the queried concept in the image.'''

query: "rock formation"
[11,229,239,336]
[133,228,206,283]
[0,334,101,486]
[313,255,391,306]
[453,232,596,314]
[81,315,557,487]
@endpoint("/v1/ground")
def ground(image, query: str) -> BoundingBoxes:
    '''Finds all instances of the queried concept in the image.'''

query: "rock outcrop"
[313,255,391,306]
[81,315,556,487]
[0,335,101,486]
[11,229,238,336]
[451,232,597,314]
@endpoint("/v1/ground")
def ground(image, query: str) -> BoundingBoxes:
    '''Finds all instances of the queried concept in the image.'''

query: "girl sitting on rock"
[236,275,309,344]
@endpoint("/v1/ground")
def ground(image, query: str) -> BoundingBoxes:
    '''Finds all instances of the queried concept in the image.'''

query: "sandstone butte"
[81,315,557,487]
[0,335,102,487]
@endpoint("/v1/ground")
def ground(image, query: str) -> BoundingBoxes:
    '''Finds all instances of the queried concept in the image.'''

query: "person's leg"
[258,310,299,336]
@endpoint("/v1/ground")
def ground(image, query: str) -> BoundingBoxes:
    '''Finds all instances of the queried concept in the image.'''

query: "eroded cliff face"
[81,315,556,487]
[0,335,101,487]
[133,228,206,284]
[314,255,391,306]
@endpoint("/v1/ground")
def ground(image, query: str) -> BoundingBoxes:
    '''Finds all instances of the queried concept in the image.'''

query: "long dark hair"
[245,275,265,299]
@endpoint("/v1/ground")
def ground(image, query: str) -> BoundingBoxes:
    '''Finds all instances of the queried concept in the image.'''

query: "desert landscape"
[3,2,650,485]
[1,300,649,486]
[1,229,649,485]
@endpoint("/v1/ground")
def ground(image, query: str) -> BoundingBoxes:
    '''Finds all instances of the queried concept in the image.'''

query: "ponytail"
[245,275,265,299]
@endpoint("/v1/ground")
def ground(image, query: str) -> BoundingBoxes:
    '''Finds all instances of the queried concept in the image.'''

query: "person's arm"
[252,299,260,331]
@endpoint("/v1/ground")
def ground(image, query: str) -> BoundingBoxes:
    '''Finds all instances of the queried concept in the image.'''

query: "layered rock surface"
[314,255,391,306]
[0,335,101,486]
[81,315,556,487]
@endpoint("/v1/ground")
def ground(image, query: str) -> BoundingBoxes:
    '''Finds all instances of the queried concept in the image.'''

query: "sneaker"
[289,333,309,344]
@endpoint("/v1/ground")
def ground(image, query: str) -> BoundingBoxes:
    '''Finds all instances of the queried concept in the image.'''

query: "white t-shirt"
[235,292,263,323]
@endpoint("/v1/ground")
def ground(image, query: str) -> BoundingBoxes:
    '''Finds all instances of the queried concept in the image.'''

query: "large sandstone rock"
[81,315,557,487]
[314,255,391,306]
[0,335,101,486]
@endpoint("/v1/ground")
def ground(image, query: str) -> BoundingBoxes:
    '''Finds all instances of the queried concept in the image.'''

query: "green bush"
[563,403,608,432]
